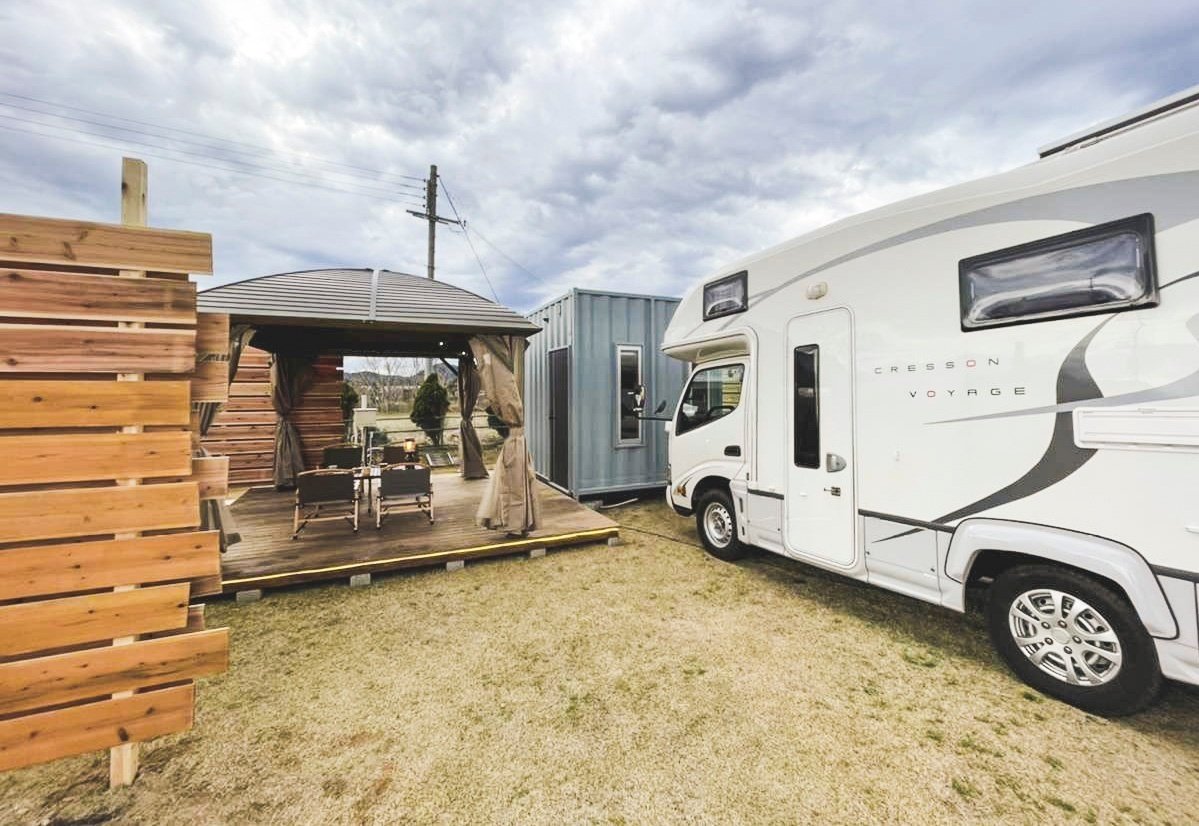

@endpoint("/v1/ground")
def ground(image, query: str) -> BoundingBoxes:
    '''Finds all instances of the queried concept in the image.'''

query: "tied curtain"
[196,322,255,550]
[457,355,488,479]
[272,354,316,488]
[469,335,539,534]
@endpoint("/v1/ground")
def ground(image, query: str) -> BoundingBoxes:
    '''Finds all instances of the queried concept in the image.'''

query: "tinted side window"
[794,346,819,468]
[960,213,1157,330]
[676,364,745,436]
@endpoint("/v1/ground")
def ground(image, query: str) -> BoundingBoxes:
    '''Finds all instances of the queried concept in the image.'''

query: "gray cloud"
[0,0,1196,314]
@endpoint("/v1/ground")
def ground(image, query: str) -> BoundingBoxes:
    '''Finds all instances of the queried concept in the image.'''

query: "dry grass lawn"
[3,500,1198,824]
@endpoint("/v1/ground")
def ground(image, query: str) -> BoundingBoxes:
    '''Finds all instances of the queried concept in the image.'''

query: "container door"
[784,308,857,568]
[548,347,570,488]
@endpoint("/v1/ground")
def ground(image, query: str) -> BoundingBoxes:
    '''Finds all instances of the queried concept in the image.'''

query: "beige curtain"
[469,335,539,534]
[272,354,315,489]
[458,356,488,479]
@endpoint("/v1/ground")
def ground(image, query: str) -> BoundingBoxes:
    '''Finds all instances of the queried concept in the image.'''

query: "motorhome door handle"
[724,445,741,457]
[823,486,842,496]
[1186,525,1199,534]
[826,453,846,473]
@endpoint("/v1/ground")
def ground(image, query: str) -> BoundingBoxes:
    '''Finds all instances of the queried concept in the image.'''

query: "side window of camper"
[617,345,642,445]
[794,346,819,468]
[676,364,745,436]
[959,213,1157,330]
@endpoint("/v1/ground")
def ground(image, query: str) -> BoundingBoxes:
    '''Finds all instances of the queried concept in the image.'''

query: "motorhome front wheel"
[986,565,1162,717]
[695,489,747,561]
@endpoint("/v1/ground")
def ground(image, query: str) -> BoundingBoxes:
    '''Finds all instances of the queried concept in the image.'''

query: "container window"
[676,364,744,436]
[703,271,748,320]
[617,345,643,445]
[959,214,1157,330]
[794,346,819,468]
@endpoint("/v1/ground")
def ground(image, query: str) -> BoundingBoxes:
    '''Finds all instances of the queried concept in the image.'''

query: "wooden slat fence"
[0,159,228,786]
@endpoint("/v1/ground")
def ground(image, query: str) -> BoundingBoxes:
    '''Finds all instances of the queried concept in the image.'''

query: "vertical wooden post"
[109,156,148,787]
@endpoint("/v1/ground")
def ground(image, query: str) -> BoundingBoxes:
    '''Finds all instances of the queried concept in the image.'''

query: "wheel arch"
[946,518,1178,640]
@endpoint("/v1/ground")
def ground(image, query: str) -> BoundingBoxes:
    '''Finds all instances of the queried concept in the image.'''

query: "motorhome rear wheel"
[986,565,1162,717]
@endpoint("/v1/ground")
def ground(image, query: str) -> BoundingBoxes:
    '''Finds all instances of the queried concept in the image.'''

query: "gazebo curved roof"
[197,268,538,356]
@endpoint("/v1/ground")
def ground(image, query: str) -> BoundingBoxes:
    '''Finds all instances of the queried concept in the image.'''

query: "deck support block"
[349,573,371,588]
[445,560,465,572]
[607,535,621,547]
[235,589,262,604]
[527,547,546,559]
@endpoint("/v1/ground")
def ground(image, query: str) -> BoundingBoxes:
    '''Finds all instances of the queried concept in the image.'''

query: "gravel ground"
[2,499,1197,824]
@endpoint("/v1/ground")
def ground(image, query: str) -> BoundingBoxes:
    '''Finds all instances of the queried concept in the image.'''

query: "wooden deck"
[220,473,619,593]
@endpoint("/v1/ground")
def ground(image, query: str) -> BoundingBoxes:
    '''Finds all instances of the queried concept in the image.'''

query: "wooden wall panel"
[0,629,227,716]
[0,482,199,544]
[0,269,196,323]
[0,325,196,373]
[0,380,190,428]
[0,213,213,274]
[0,684,194,772]
[203,347,344,486]
[0,178,226,782]
[0,432,192,485]
[0,584,190,657]
[0,532,220,601]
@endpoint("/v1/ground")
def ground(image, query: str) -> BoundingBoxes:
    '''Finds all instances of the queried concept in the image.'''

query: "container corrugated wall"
[524,289,687,497]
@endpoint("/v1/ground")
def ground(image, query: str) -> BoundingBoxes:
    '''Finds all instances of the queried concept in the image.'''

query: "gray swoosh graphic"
[877,317,1109,540]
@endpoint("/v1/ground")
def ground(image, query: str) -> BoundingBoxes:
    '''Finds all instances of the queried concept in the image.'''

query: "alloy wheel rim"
[1007,587,1123,686]
[704,502,733,548]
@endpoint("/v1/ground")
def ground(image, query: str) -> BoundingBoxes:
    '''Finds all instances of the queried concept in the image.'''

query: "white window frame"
[615,344,644,447]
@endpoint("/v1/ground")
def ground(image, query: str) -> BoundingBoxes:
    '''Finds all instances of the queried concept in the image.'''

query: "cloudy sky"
[1,1,1196,312]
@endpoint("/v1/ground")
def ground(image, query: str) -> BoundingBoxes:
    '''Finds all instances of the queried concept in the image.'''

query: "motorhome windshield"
[677,364,745,435]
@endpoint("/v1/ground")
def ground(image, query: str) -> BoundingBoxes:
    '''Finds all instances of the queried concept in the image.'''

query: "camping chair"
[381,443,412,464]
[322,443,363,469]
[292,469,359,539]
[374,463,434,529]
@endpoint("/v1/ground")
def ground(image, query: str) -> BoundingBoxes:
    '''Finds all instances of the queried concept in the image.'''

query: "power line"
[440,180,500,303]
[0,111,426,202]
[463,221,553,287]
[0,91,427,184]
[0,121,426,205]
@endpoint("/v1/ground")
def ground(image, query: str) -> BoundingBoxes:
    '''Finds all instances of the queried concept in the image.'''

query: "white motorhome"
[660,86,1199,715]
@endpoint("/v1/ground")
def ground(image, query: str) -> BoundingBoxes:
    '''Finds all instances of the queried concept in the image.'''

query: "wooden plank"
[0,269,196,323]
[229,381,270,398]
[0,482,198,544]
[0,584,190,656]
[189,359,228,403]
[0,213,212,274]
[202,438,274,454]
[185,455,228,499]
[0,431,191,485]
[195,313,229,357]
[0,684,194,772]
[0,380,190,428]
[0,324,195,374]
[0,629,227,716]
[0,531,220,601]
[204,423,275,440]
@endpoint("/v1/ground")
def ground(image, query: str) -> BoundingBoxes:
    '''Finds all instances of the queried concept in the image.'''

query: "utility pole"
[408,164,461,282]
[407,164,461,378]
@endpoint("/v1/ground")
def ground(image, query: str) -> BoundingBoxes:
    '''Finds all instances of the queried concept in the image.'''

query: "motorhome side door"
[783,308,856,568]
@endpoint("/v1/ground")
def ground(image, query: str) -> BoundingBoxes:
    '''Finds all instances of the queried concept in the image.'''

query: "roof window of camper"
[703,270,748,320]
[959,213,1157,330]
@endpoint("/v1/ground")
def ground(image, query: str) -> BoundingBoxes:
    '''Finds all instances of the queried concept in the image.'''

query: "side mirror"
[633,384,646,413]
[654,400,667,414]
